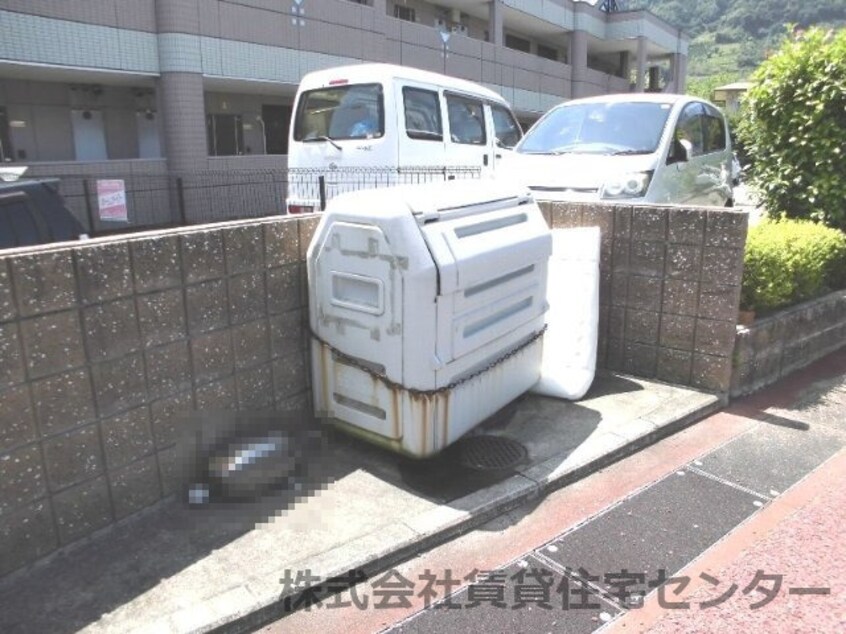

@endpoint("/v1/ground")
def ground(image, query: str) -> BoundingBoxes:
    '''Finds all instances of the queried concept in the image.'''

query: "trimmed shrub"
[737,27,846,230]
[741,219,846,313]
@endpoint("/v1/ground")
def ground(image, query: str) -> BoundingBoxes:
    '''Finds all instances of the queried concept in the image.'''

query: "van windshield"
[516,101,672,156]
[293,83,384,141]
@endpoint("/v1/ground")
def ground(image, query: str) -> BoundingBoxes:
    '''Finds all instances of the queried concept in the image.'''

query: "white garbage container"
[307,180,551,458]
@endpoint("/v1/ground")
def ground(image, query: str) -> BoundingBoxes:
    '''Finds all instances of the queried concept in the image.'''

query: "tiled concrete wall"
[731,290,846,397]
[0,214,319,577]
[1,1,638,115]
[0,0,156,32]
[158,72,207,172]
[0,8,159,73]
[540,202,748,393]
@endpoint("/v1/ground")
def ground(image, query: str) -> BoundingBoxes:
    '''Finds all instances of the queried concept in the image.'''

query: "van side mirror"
[668,138,691,165]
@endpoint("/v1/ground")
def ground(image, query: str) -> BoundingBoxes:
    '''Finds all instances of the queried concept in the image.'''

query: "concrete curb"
[205,392,725,634]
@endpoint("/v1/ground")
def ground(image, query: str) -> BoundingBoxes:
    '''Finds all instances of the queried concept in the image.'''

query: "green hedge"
[741,219,846,313]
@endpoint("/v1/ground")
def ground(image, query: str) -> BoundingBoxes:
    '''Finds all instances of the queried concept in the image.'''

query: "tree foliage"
[685,73,737,101]
[737,27,846,230]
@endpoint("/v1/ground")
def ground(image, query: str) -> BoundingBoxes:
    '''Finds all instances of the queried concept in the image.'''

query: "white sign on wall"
[97,179,128,222]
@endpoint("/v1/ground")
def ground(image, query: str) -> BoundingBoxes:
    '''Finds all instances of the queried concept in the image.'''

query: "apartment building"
[0,0,688,178]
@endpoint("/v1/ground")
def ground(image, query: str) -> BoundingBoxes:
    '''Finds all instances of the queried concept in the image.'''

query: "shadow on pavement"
[0,410,357,634]
[0,373,656,634]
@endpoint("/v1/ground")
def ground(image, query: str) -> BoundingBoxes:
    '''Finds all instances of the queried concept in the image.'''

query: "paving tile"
[694,423,845,496]
[543,470,763,596]
[389,556,621,634]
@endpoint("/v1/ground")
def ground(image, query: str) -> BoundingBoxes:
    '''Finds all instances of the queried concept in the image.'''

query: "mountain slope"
[627,0,846,81]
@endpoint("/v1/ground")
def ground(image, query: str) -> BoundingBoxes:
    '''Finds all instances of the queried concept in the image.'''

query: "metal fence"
[38,166,482,238]
[287,165,482,211]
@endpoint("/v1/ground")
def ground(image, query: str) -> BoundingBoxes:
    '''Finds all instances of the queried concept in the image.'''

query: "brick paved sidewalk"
[618,448,846,634]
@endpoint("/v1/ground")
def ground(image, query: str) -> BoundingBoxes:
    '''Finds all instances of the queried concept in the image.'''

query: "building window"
[0,107,13,163]
[537,44,558,61]
[207,113,244,156]
[262,105,292,154]
[394,5,415,22]
[505,34,531,53]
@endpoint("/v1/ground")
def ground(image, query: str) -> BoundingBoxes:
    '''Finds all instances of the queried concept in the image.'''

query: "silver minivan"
[502,93,734,207]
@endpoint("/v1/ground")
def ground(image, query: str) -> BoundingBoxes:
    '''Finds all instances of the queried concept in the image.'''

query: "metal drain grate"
[456,435,528,471]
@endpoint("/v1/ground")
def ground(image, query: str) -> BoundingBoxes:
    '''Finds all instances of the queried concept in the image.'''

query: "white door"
[487,103,523,172]
[396,83,446,171]
[444,93,492,175]
[655,103,707,205]
[136,111,162,159]
[71,110,107,161]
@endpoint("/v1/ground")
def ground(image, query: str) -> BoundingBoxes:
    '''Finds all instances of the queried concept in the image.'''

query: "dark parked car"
[0,178,86,249]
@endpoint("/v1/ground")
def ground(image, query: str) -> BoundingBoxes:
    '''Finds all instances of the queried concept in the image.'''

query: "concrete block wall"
[0,214,319,577]
[540,202,748,393]
[731,290,846,397]
[0,201,747,576]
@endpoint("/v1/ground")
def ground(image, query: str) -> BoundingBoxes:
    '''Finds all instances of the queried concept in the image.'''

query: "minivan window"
[491,105,522,148]
[446,95,486,145]
[0,201,15,248]
[675,103,705,157]
[294,83,384,141]
[703,114,727,153]
[516,101,672,155]
[1,196,40,247]
[403,87,443,141]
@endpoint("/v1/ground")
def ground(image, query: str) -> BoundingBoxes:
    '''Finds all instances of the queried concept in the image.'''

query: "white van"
[501,93,735,207]
[286,63,523,214]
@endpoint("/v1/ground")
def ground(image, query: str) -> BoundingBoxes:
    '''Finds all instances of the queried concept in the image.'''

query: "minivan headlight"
[601,172,653,199]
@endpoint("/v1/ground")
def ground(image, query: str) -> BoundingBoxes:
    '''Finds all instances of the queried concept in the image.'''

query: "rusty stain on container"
[319,341,331,414]
[390,386,401,440]
[369,371,381,414]
[420,395,429,456]
[442,392,450,449]
[314,337,541,458]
